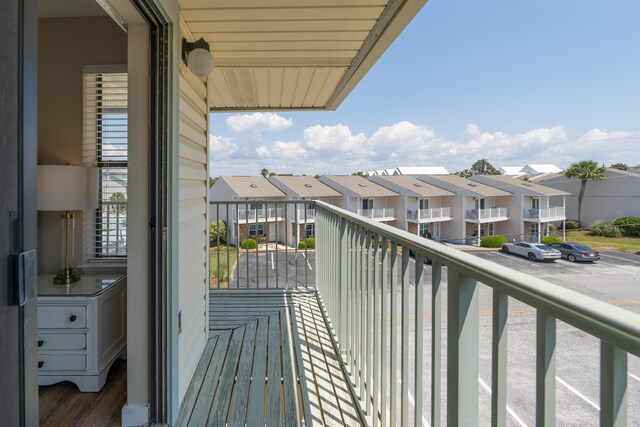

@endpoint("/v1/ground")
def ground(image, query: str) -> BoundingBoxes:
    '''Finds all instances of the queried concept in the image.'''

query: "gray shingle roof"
[218,176,285,198]
[470,174,569,196]
[318,175,398,197]
[418,174,512,197]
[269,175,342,198]
[369,175,454,197]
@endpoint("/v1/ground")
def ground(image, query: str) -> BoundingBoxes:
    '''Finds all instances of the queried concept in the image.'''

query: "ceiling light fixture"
[182,38,215,77]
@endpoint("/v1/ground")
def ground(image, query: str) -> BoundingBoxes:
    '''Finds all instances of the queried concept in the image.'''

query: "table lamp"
[38,165,98,284]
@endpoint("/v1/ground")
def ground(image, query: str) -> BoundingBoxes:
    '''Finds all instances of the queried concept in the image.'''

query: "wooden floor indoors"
[39,358,126,427]
[177,289,362,426]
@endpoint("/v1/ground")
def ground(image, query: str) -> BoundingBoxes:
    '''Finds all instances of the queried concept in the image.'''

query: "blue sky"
[210,0,640,176]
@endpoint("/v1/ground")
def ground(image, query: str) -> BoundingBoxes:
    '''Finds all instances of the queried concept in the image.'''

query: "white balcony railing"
[466,207,509,221]
[524,206,565,220]
[356,207,396,220]
[407,207,452,221]
[293,208,316,222]
[234,207,284,221]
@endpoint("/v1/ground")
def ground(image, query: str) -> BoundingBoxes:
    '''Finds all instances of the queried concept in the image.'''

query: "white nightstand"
[37,274,126,392]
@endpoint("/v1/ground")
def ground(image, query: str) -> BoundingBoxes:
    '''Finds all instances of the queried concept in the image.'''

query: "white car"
[501,242,561,261]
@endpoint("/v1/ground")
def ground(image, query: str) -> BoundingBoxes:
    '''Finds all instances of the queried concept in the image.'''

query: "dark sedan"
[548,242,600,262]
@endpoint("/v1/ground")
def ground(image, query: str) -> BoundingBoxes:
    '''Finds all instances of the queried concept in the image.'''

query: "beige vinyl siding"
[178,27,209,403]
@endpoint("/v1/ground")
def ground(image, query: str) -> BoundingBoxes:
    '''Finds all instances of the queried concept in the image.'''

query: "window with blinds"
[83,66,128,259]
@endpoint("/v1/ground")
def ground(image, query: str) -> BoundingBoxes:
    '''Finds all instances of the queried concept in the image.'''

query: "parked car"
[548,242,600,262]
[501,242,561,261]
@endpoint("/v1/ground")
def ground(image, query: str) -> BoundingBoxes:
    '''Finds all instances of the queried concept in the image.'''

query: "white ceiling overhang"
[179,0,428,111]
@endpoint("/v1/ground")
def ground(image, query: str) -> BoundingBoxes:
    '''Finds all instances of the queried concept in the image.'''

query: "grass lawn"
[565,230,640,254]
[209,247,238,288]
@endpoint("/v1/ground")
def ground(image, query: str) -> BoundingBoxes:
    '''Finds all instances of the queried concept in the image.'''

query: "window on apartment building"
[305,224,315,238]
[419,223,430,238]
[419,198,429,210]
[362,199,373,210]
[475,198,485,210]
[83,66,128,258]
[249,202,263,210]
[249,224,265,237]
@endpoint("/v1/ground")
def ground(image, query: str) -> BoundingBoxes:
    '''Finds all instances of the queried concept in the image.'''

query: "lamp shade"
[187,48,215,77]
[37,165,98,211]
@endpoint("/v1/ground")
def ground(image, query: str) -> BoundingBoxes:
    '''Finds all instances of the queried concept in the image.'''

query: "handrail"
[314,199,639,426]
[315,200,640,355]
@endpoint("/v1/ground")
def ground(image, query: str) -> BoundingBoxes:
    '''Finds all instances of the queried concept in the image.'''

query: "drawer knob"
[69,315,77,322]
[38,361,44,368]
[38,340,44,347]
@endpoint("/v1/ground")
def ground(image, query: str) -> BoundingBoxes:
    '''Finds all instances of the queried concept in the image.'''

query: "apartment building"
[369,175,455,240]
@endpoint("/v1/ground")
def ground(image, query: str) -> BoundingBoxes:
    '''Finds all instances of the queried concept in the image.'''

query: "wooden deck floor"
[177,290,362,426]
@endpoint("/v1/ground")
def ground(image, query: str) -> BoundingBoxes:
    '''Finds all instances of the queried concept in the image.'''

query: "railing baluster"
[414,252,425,427]
[600,342,627,427]
[492,290,508,427]
[265,203,269,289]
[390,242,398,427]
[401,248,410,426]
[373,233,380,427]
[447,269,479,425]
[360,226,366,405]
[366,231,373,419]
[226,204,230,289]
[431,260,442,427]
[380,237,389,427]
[536,311,556,427]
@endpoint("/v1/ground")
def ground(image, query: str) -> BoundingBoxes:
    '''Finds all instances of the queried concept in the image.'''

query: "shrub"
[612,217,640,236]
[480,235,508,248]
[564,220,580,230]
[240,238,257,249]
[589,220,622,238]
[548,223,557,232]
[298,237,315,249]
[209,220,227,246]
[541,236,562,245]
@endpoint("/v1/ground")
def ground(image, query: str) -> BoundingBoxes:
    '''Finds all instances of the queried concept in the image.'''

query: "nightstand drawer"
[38,305,87,329]
[37,333,86,351]
[38,354,86,371]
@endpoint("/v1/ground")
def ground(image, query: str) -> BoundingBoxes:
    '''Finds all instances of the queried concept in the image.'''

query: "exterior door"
[0,0,39,424]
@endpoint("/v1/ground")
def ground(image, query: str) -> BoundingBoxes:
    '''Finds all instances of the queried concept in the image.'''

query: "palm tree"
[260,168,269,178]
[564,160,606,226]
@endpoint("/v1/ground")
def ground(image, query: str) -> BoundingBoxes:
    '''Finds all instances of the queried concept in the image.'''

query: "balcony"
[292,207,316,222]
[524,206,566,221]
[356,207,396,221]
[407,207,453,222]
[466,207,509,222]
[232,207,284,222]
[193,201,640,426]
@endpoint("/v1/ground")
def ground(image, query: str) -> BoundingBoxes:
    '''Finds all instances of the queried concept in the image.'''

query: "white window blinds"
[83,66,128,259]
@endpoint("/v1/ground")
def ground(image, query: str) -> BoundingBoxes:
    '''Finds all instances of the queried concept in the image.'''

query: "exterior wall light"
[182,37,215,77]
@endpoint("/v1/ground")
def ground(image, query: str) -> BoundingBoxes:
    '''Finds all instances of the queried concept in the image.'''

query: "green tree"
[564,160,606,226]
[609,163,629,171]
[469,158,500,175]
[455,169,473,178]
[110,192,127,214]
[209,177,217,187]
[351,171,368,177]
[209,220,227,246]
[260,168,269,178]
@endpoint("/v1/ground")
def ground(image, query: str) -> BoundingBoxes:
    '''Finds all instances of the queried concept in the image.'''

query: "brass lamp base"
[53,268,81,285]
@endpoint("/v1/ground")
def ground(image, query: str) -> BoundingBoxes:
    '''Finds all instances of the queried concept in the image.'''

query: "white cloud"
[256,141,307,159]
[209,135,238,160]
[226,113,292,134]
[303,124,367,153]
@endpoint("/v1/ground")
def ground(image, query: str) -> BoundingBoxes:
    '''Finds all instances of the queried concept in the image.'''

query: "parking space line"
[478,377,528,427]
[630,373,640,383]
[601,253,640,266]
[556,376,599,411]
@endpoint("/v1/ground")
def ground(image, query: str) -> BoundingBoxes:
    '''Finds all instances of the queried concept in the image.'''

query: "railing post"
[536,311,556,427]
[431,260,442,427]
[340,217,348,355]
[600,342,627,427]
[447,268,479,425]
[492,290,508,427]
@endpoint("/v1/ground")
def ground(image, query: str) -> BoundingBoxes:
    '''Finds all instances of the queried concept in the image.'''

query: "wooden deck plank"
[227,321,258,427]
[266,312,283,425]
[188,330,232,427]
[208,326,246,426]
[246,316,269,426]
[281,303,301,426]
[308,298,362,427]
[176,336,218,427]
[178,290,362,427]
